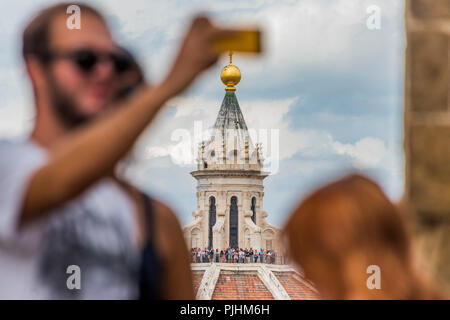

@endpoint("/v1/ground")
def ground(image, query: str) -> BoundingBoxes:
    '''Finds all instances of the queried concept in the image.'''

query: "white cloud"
[144,146,170,158]
[97,0,404,84]
[332,137,387,169]
[128,94,390,175]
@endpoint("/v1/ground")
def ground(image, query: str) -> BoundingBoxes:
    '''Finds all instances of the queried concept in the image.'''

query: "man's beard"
[45,71,142,129]
[46,73,94,129]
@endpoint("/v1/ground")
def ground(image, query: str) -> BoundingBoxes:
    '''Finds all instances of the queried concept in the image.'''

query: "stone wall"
[405,0,450,295]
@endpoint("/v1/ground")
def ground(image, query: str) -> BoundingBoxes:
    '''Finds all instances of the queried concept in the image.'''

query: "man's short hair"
[22,2,105,60]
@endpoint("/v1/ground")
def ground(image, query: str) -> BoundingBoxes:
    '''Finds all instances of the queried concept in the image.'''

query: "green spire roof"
[212,91,253,151]
[214,91,248,132]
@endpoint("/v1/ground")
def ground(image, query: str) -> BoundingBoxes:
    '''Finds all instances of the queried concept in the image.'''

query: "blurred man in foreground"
[283,174,441,300]
[0,2,232,299]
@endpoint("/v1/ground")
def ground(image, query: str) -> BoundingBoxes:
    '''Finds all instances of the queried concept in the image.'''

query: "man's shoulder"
[0,139,46,164]
[151,198,181,228]
[0,138,42,152]
[0,139,25,150]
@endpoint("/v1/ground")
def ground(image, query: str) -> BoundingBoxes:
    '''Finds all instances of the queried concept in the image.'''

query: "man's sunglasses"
[41,48,133,75]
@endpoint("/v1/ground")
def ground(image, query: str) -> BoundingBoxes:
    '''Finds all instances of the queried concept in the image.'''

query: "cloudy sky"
[0,0,405,226]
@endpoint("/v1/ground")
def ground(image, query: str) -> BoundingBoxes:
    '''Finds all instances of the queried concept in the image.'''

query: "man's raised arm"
[20,17,234,226]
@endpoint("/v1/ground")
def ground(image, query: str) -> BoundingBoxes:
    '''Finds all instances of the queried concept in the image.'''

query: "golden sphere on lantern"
[220,51,241,91]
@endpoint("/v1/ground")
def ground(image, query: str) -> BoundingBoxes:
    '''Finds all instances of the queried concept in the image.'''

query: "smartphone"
[211,29,262,53]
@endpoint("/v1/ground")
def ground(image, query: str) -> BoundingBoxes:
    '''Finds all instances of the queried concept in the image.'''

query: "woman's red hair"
[283,174,440,299]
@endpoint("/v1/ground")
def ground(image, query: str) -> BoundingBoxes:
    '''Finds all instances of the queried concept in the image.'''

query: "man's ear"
[25,56,47,92]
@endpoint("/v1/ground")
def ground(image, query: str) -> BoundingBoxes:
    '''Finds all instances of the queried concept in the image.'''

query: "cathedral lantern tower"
[183,52,280,252]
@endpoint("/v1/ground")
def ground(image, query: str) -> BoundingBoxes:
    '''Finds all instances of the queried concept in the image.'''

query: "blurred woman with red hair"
[283,174,440,299]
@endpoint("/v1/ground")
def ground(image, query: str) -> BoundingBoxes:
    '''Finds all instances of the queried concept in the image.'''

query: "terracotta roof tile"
[212,271,274,300]
[274,271,321,300]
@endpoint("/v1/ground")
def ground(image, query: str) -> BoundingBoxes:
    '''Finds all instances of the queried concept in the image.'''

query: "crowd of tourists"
[190,248,278,264]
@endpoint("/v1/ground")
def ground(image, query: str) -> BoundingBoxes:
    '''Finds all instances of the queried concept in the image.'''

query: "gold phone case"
[211,29,262,53]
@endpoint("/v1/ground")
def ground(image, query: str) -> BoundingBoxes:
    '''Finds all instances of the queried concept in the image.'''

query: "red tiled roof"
[212,271,274,300]
[274,271,320,300]
[192,270,205,295]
